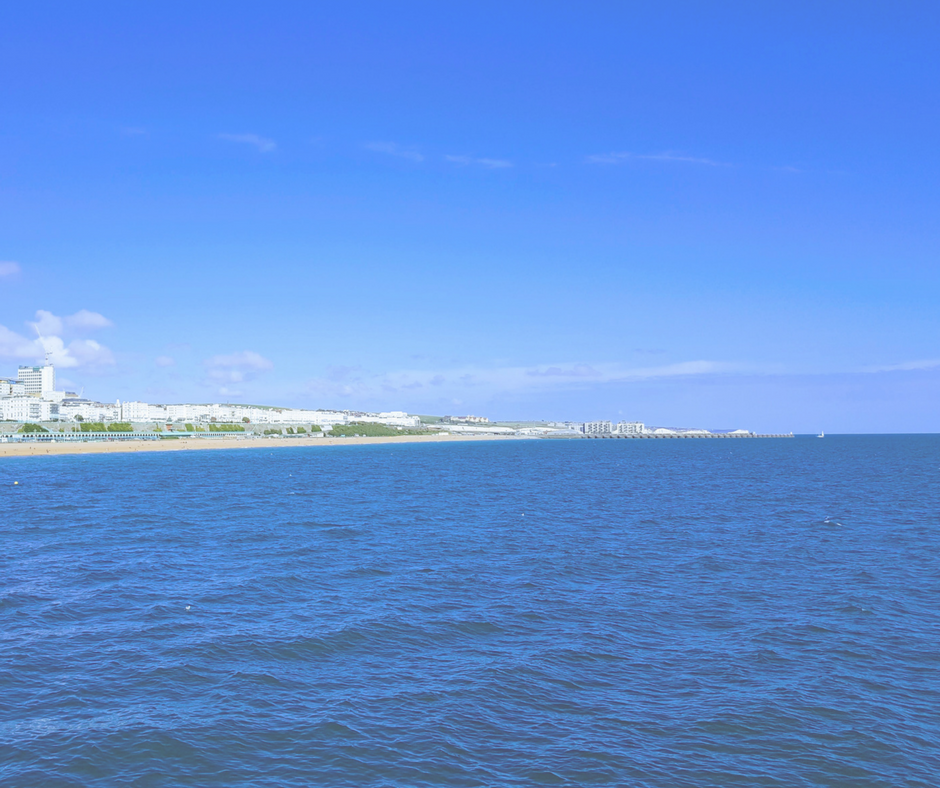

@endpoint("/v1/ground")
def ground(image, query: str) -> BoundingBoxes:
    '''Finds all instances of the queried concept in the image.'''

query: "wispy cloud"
[445,155,513,169]
[864,359,940,373]
[365,141,424,162]
[218,133,277,153]
[526,364,602,378]
[326,364,362,381]
[304,359,737,408]
[587,151,728,166]
[155,355,176,368]
[204,350,274,386]
[522,360,730,381]
[0,261,21,278]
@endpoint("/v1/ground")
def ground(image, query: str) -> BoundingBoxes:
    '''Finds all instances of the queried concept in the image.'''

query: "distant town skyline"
[2,4,939,433]
[6,360,779,439]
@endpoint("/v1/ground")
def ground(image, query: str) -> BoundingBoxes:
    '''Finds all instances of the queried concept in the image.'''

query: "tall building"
[17,364,55,396]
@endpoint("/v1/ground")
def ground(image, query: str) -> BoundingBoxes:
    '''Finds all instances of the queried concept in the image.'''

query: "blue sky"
[2,2,939,432]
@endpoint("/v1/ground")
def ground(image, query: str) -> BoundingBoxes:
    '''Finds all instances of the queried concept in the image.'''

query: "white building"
[166,404,200,422]
[59,399,120,422]
[0,396,59,422]
[0,379,27,397]
[248,408,347,427]
[204,404,236,423]
[40,390,69,403]
[147,404,169,421]
[355,411,421,428]
[119,401,164,422]
[310,410,348,427]
[614,421,646,435]
[439,424,515,434]
[17,365,55,396]
[584,420,613,434]
[445,415,489,424]
[159,403,349,428]
[549,421,585,432]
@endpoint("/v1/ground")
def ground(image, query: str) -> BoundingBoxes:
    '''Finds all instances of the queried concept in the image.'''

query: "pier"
[577,432,793,439]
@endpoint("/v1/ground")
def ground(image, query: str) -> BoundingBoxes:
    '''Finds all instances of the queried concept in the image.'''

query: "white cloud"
[66,309,113,331]
[34,336,115,369]
[445,155,513,169]
[587,151,727,166]
[0,261,21,278]
[30,309,113,338]
[0,331,115,370]
[155,355,176,368]
[0,325,41,359]
[218,133,277,153]
[49,338,116,369]
[0,309,117,370]
[204,350,274,384]
[365,141,424,162]
[32,309,64,336]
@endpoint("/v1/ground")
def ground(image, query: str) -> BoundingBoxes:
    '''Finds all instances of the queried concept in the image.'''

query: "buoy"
[13,481,19,485]
[185,605,191,610]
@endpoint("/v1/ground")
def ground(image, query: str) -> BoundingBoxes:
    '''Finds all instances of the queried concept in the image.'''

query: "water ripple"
[2,436,939,786]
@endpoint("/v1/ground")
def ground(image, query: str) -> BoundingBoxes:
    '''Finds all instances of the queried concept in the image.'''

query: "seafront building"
[614,421,645,435]
[0,362,424,431]
[0,396,59,422]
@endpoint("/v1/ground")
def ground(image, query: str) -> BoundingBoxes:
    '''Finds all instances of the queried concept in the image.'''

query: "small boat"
[817,431,824,438]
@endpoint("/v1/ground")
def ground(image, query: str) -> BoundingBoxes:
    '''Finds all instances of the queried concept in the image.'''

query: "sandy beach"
[0,433,523,458]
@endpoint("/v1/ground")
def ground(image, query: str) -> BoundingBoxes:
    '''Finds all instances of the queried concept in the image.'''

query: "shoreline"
[0,433,524,458]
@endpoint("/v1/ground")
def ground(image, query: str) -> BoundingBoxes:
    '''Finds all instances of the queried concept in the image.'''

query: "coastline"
[0,433,523,458]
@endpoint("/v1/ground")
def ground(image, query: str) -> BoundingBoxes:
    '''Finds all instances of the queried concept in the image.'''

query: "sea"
[1,435,938,787]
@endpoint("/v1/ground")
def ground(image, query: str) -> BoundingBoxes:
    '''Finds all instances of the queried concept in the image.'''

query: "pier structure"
[577,432,792,439]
